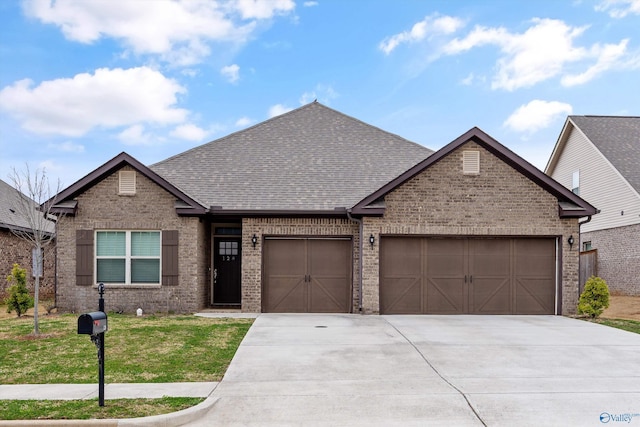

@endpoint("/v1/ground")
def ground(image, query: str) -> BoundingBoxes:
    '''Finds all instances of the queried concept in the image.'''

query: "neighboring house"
[546,116,640,296]
[47,102,596,315]
[0,179,56,299]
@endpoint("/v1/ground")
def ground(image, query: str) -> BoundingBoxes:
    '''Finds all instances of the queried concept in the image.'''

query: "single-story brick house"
[47,102,596,315]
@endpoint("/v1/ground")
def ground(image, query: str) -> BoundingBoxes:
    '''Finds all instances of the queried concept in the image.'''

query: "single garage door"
[263,237,352,313]
[380,237,556,314]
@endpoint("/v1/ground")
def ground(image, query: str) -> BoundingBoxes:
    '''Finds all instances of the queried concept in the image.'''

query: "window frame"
[572,170,580,195]
[95,230,162,286]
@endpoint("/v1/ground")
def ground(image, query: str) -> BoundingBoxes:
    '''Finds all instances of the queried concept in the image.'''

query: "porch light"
[369,234,375,247]
[567,235,574,249]
[252,234,258,248]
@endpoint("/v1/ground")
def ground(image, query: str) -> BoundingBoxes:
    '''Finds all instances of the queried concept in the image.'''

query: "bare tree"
[7,165,61,335]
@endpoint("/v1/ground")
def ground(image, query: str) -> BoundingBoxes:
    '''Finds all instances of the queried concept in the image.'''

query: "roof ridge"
[570,115,640,119]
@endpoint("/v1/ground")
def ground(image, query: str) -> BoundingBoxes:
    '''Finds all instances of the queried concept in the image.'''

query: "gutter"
[346,209,364,312]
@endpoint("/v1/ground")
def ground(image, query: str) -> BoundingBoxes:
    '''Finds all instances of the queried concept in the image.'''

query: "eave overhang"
[208,206,349,218]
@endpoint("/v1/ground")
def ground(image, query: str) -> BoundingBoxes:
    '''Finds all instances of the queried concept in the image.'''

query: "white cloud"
[595,0,640,17]
[379,14,464,55]
[117,124,153,145]
[0,67,187,137]
[221,64,240,83]
[303,1,319,6]
[23,0,294,66]
[561,39,629,86]
[47,141,85,153]
[170,123,208,141]
[268,104,293,118]
[504,100,573,134]
[442,18,631,90]
[234,0,295,19]
[235,116,253,127]
[299,84,338,105]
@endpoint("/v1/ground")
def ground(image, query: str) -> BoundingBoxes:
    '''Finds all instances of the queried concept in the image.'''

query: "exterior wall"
[242,217,360,313]
[581,223,640,296]
[362,141,579,314]
[56,166,208,314]
[0,229,56,300]
[549,125,640,233]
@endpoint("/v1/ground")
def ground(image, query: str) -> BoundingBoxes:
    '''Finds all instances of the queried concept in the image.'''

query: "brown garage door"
[263,238,352,313]
[380,237,556,314]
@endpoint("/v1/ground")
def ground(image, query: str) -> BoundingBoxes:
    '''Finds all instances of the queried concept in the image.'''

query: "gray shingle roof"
[151,102,434,210]
[570,116,640,193]
[0,179,54,233]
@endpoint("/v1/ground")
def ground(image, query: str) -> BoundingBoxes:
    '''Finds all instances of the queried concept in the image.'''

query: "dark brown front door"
[380,237,556,314]
[214,238,241,305]
[262,238,352,313]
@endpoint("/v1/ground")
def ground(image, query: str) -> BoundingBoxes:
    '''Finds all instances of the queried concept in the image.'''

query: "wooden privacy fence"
[579,249,598,291]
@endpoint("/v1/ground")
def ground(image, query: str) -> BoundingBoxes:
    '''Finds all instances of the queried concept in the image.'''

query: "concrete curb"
[0,395,220,427]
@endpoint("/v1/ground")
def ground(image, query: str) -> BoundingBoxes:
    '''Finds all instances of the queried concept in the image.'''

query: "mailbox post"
[77,284,107,407]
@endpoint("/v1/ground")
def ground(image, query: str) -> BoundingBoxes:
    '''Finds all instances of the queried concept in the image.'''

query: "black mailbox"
[78,311,108,335]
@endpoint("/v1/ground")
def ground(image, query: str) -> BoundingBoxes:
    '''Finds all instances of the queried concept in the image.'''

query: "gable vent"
[463,151,480,174]
[119,170,136,195]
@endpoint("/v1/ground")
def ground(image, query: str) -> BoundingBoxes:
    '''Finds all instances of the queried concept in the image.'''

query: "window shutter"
[76,230,94,286]
[162,230,179,286]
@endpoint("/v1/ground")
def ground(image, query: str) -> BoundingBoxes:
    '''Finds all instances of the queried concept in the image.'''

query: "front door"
[213,238,241,305]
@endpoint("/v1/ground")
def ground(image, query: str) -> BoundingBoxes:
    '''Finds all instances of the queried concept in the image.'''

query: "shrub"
[577,276,610,318]
[5,263,33,317]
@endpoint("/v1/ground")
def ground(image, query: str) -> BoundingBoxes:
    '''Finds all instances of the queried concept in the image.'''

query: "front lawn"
[0,313,252,384]
[592,318,640,335]
[0,313,252,420]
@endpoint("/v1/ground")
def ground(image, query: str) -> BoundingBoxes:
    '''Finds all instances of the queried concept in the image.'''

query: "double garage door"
[380,237,557,314]
[262,238,352,313]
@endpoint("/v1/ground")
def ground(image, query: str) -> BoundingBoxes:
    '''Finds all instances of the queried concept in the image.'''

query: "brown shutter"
[162,230,179,286]
[76,230,94,286]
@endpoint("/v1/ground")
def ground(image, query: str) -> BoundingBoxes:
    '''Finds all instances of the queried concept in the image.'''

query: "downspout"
[346,209,363,312]
[576,214,594,294]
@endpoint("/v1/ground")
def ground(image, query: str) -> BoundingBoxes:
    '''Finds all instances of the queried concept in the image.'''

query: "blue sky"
[1,0,639,188]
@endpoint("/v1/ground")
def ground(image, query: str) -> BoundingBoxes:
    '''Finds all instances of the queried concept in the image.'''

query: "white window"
[572,170,580,195]
[96,231,160,284]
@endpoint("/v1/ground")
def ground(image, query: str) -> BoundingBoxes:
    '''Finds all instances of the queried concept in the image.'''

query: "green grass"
[0,313,252,420]
[0,397,204,420]
[0,313,253,384]
[593,318,640,334]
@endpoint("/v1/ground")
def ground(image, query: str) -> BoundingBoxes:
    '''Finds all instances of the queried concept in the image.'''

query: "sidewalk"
[0,382,218,400]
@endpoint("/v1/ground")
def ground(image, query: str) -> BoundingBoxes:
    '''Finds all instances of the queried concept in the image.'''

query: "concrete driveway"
[194,314,640,427]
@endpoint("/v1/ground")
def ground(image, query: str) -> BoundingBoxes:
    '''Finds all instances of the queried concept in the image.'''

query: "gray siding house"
[47,102,596,315]
[546,116,640,296]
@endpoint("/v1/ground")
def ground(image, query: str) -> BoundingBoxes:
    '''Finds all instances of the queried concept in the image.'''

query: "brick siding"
[56,166,208,314]
[361,142,580,314]
[581,223,640,296]
[0,229,55,301]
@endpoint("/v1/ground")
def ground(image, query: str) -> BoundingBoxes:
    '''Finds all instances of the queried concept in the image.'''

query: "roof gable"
[563,116,640,193]
[352,127,597,218]
[151,101,434,212]
[45,152,205,216]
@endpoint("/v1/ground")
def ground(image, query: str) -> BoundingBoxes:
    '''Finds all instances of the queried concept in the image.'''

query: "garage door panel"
[471,277,511,314]
[426,277,464,314]
[380,237,557,315]
[263,238,351,313]
[515,278,555,314]
[380,277,421,314]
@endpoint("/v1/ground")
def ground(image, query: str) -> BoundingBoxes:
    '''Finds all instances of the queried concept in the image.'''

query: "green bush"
[5,263,33,317]
[577,276,610,318]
